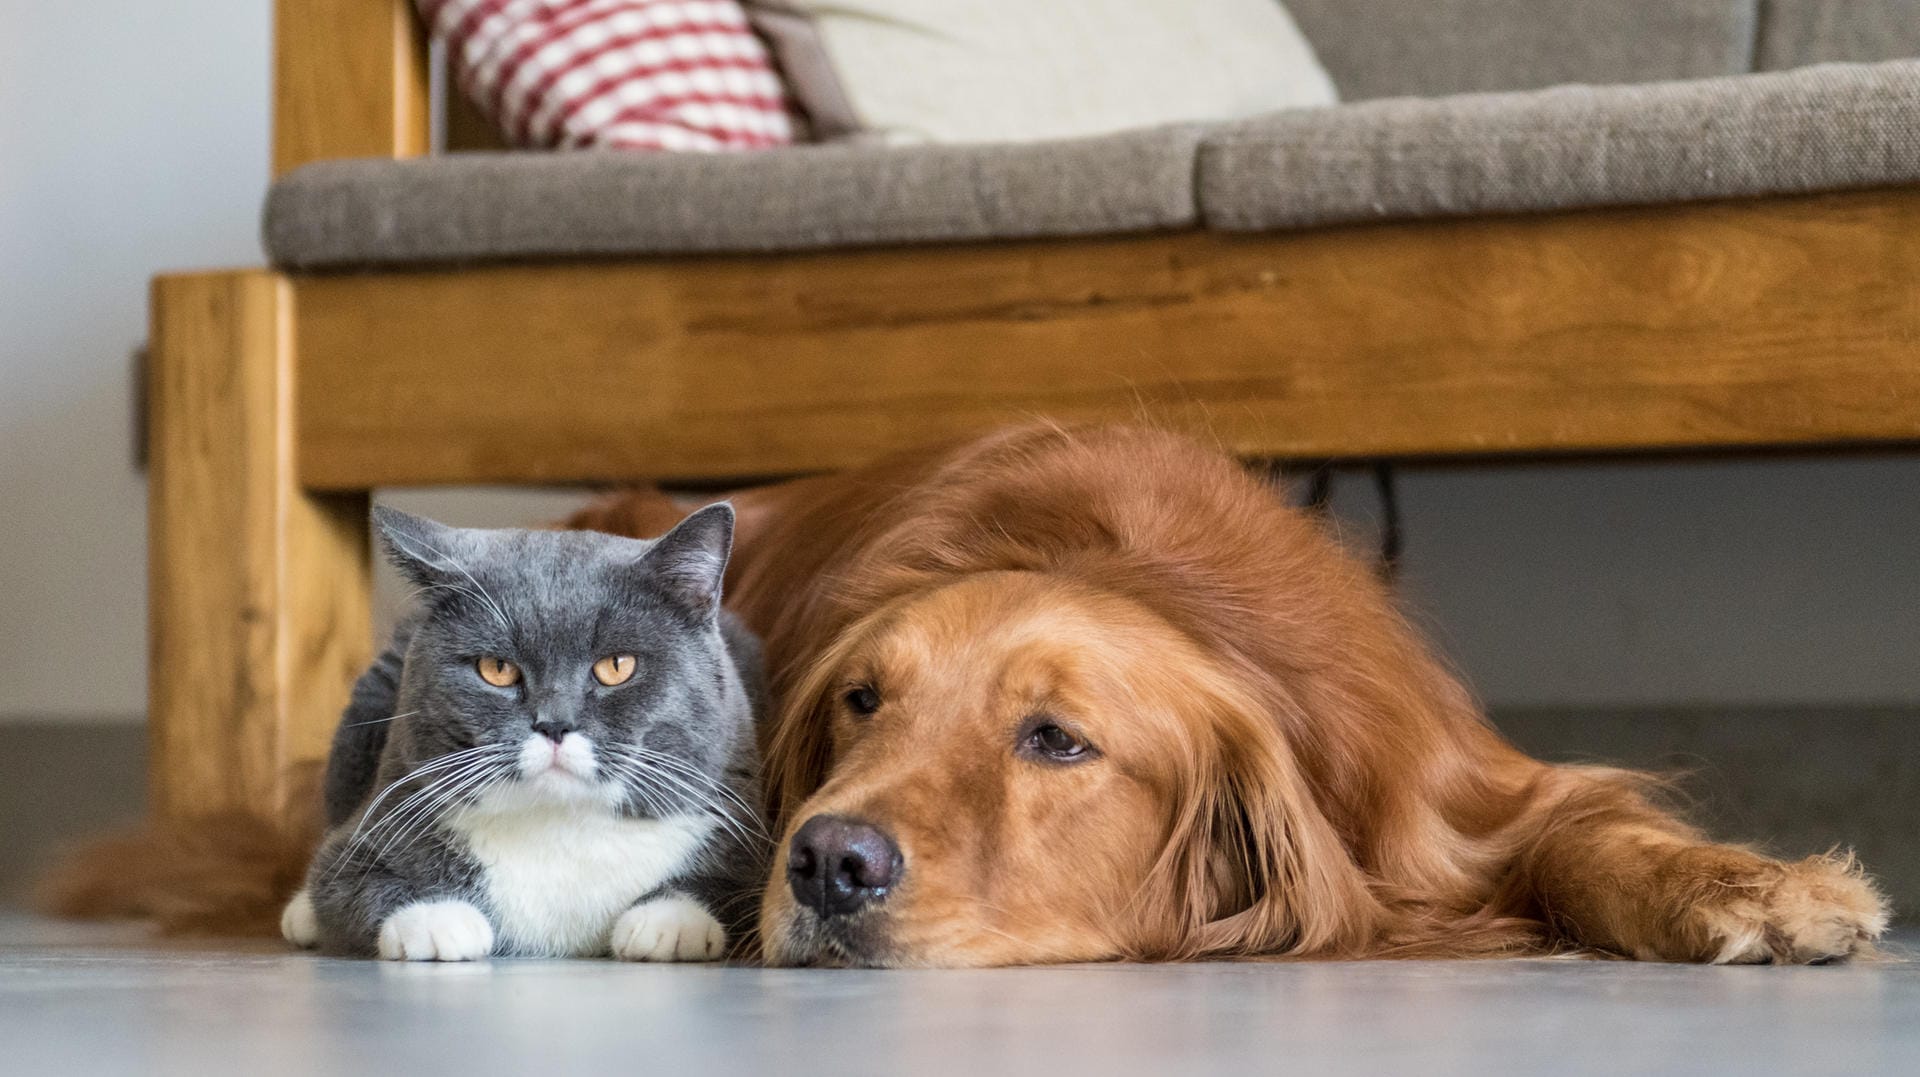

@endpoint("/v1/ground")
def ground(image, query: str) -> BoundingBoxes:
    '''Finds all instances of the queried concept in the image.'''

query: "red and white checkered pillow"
[420,0,796,151]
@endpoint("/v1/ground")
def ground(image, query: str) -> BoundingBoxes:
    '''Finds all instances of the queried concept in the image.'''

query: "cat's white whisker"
[356,757,513,868]
[606,749,763,845]
[367,765,512,868]
[341,710,420,729]
[340,744,504,847]
[598,757,673,813]
[599,758,692,826]
[623,744,758,807]
[606,750,717,808]
[614,746,768,839]
[329,745,516,876]
[610,752,737,810]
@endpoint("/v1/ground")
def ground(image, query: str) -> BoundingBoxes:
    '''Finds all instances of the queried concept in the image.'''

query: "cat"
[279,503,767,961]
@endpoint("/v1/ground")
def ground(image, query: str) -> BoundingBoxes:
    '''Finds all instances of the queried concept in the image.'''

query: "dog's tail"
[35,766,323,937]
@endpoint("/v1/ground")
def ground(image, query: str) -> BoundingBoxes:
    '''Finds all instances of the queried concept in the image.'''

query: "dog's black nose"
[787,815,900,918]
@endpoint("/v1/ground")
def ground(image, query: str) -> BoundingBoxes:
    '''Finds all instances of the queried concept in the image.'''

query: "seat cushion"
[264,124,1202,269]
[1199,60,1920,233]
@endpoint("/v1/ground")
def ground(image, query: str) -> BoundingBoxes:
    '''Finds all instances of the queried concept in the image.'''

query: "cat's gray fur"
[283,504,767,961]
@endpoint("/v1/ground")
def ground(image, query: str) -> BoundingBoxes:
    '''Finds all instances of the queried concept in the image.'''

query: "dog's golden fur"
[48,423,1886,963]
[36,765,323,937]
[573,424,1888,965]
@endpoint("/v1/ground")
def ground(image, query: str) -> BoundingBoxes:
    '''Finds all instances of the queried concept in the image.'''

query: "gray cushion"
[1199,60,1920,233]
[1283,0,1753,101]
[1758,1,1920,70]
[264,125,1202,270]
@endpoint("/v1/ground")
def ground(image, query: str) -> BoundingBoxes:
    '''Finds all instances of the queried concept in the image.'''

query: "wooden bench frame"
[147,0,1920,819]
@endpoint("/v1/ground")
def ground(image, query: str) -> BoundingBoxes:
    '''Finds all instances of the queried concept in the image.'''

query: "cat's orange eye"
[476,657,521,687]
[593,654,637,687]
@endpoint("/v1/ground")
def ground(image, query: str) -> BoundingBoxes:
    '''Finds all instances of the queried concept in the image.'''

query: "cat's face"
[377,505,744,819]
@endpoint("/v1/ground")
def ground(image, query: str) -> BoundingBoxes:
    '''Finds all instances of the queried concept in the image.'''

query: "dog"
[568,423,1889,967]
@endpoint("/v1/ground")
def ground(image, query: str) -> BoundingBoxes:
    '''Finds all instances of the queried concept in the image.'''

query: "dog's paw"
[610,895,727,962]
[280,889,320,949]
[1691,853,1889,965]
[376,900,495,962]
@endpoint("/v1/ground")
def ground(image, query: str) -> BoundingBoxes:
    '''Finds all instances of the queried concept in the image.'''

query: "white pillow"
[747,0,1338,144]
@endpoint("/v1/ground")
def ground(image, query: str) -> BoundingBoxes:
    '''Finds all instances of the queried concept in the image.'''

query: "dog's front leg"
[1512,783,1888,963]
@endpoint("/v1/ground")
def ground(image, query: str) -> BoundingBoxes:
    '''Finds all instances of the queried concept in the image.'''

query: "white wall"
[1,2,1914,723]
[1,1,270,720]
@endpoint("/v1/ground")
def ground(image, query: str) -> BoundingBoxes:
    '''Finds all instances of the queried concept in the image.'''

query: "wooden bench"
[147,0,1920,821]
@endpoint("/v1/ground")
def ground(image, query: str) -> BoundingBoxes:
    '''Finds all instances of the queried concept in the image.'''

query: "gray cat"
[280,504,767,961]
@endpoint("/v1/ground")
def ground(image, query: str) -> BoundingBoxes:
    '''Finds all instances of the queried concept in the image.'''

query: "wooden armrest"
[274,0,430,176]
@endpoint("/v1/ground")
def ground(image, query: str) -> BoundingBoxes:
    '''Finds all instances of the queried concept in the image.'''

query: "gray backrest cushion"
[1285,1,1920,100]
[1757,1,1920,69]
[1283,0,1757,99]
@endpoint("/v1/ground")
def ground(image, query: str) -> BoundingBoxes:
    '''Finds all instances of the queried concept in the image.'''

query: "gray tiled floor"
[3,916,1916,1076]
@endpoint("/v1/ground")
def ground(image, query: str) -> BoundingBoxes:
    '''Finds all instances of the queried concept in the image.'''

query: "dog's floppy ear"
[762,682,833,828]
[759,612,881,827]
[1154,679,1382,959]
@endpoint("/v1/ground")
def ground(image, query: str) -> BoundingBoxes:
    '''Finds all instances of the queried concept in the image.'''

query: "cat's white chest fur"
[446,799,710,957]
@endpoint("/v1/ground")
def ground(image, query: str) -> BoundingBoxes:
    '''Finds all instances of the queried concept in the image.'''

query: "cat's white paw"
[610,895,726,962]
[280,888,320,949]
[377,900,495,962]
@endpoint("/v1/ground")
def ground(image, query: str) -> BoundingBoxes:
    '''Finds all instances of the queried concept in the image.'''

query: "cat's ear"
[371,505,466,589]
[642,503,734,616]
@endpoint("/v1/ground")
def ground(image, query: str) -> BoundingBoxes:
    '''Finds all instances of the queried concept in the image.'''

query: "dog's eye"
[1024,721,1090,762]
[843,685,881,716]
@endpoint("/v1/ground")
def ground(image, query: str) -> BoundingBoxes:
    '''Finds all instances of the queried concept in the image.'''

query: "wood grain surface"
[148,271,372,818]
[274,0,429,176]
[291,187,1920,487]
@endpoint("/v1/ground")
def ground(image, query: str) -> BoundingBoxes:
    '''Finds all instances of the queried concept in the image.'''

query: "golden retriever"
[569,423,1889,967]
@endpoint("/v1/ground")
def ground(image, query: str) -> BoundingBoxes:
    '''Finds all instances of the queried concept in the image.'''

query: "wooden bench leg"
[147,271,371,820]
